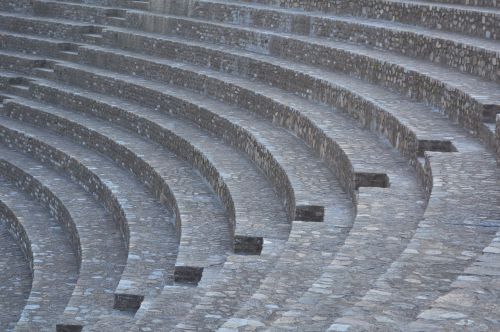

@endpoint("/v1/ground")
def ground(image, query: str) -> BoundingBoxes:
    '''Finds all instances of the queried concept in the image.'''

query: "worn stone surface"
[0,213,31,332]
[0,0,499,330]
[0,175,78,332]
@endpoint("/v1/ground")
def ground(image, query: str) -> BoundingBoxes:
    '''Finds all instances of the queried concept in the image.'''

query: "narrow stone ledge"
[354,172,390,189]
[417,140,457,157]
[295,205,324,222]
[113,293,144,312]
[174,266,204,285]
[234,235,264,255]
[56,324,83,332]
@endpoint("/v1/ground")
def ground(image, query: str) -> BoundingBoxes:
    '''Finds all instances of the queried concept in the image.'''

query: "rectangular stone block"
[56,324,83,332]
[113,293,144,312]
[174,266,204,285]
[355,172,389,189]
[234,235,264,255]
[295,205,324,222]
[417,140,457,157]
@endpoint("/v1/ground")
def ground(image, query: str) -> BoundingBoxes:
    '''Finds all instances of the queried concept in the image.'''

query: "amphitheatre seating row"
[0,167,78,331]
[0,193,32,332]
[0,141,127,331]
[0,0,498,330]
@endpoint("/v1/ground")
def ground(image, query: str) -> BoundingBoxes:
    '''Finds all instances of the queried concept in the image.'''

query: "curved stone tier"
[0,0,498,331]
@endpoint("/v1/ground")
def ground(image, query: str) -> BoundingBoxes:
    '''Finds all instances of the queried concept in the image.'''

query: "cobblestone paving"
[0,0,499,330]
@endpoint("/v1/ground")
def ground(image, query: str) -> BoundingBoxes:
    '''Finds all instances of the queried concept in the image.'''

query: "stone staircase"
[0,0,498,331]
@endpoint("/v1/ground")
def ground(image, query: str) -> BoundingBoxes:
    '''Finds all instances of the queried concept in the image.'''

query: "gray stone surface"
[0,175,78,332]
[0,0,499,330]
[0,213,31,332]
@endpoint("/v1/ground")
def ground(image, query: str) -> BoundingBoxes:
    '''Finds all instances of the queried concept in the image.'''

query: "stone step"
[0,52,430,330]
[0,31,392,201]
[0,58,292,255]
[0,205,32,331]
[0,11,102,42]
[1,85,233,286]
[479,121,497,151]
[46,60,294,249]
[238,0,500,40]
[0,30,487,187]
[1,10,490,162]
[76,39,481,153]
[158,0,500,83]
[0,99,181,314]
[6,7,489,154]
[0,170,78,331]
[0,51,435,330]
[130,238,288,331]
[114,9,500,131]
[0,142,127,331]
[223,184,426,330]
[328,150,500,331]
[22,4,360,219]
[406,0,500,8]
[409,229,500,331]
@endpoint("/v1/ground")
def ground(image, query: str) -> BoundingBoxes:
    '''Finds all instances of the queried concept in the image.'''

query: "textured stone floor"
[0,0,499,331]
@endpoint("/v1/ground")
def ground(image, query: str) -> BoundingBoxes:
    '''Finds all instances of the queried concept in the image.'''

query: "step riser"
[0,33,63,58]
[413,0,500,8]
[161,0,500,83]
